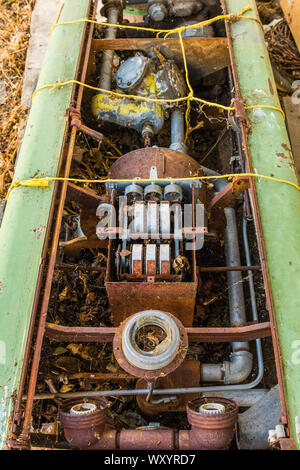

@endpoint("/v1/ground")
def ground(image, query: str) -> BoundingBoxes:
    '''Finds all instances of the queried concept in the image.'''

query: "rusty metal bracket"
[45,321,271,344]
[68,106,104,142]
[209,175,250,213]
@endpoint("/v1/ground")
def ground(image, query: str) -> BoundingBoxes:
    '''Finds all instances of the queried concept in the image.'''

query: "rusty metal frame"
[220,0,289,426]
[44,321,271,344]
[9,0,286,448]
[15,0,98,444]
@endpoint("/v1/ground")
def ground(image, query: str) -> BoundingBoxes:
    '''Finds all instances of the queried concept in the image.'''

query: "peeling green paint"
[225,0,300,447]
[0,0,90,449]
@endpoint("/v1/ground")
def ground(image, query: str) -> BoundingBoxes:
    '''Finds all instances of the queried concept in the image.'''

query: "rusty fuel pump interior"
[10,0,284,451]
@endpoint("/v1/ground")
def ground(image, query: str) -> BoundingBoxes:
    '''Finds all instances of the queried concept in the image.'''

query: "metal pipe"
[98,7,119,90]
[200,167,254,384]
[243,209,264,385]
[169,110,187,154]
[224,207,249,352]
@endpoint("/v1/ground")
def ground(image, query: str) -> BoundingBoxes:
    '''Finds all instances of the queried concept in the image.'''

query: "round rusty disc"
[113,310,188,382]
[109,147,204,180]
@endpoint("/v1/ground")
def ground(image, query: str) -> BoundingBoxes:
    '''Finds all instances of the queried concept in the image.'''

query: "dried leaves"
[266,19,300,81]
[0,0,35,196]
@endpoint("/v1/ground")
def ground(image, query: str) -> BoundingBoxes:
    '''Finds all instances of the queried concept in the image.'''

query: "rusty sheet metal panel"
[106,281,197,326]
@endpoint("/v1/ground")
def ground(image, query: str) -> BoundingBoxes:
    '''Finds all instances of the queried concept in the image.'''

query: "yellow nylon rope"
[48,6,258,37]
[6,173,300,200]
[32,6,284,122]
[11,7,294,201]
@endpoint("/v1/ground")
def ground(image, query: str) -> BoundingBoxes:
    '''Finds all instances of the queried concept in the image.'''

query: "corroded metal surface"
[179,397,238,450]
[113,311,188,382]
[91,37,230,78]
[106,281,198,326]
[44,321,271,343]
[109,147,204,180]
[136,360,200,414]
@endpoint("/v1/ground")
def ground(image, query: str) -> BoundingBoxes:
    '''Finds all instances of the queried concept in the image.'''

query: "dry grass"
[0,0,35,196]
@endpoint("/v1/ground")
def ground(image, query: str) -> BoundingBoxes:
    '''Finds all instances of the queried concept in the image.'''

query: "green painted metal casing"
[225,0,300,447]
[0,0,90,449]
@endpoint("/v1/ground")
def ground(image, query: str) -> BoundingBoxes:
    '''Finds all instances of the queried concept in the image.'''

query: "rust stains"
[30,225,46,240]
[276,152,288,159]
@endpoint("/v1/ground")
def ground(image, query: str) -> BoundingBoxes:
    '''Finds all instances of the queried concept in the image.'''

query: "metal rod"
[170,110,187,154]
[243,207,264,384]
[224,206,249,352]
[197,266,260,272]
[98,7,119,90]
[26,380,268,401]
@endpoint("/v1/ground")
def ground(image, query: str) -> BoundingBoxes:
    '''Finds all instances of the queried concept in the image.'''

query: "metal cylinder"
[164,183,183,202]
[200,167,252,384]
[121,310,180,370]
[224,207,249,353]
[169,110,187,154]
[59,397,108,449]
[98,7,120,90]
[179,397,238,450]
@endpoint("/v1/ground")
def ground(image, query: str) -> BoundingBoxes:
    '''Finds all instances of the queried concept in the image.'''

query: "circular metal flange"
[125,183,144,202]
[164,183,183,202]
[70,402,97,416]
[144,183,163,202]
[115,56,149,92]
[113,310,188,382]
[199,403,226,415]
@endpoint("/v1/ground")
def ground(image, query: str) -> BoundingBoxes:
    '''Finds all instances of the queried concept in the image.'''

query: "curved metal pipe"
[200,167,252,383]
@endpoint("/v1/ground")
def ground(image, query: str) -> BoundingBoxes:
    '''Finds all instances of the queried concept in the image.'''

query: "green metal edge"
[0,0,90,449]
[225,0,300,447]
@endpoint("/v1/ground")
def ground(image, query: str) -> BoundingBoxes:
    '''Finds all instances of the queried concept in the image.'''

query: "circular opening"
[121,310,181,371]
[199,403,226,415]
[70,403,97,415]
[135,324,167,352]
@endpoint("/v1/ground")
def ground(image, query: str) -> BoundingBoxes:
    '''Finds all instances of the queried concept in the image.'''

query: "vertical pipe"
[243,213,264,381]
[170,110,187,154]
[224,207,249,353]
[98,8,119,90]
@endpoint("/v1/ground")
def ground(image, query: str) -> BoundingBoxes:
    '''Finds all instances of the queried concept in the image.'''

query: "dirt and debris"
[266,19,300,82]
[257,1,282,24]
[0,0,36,196]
